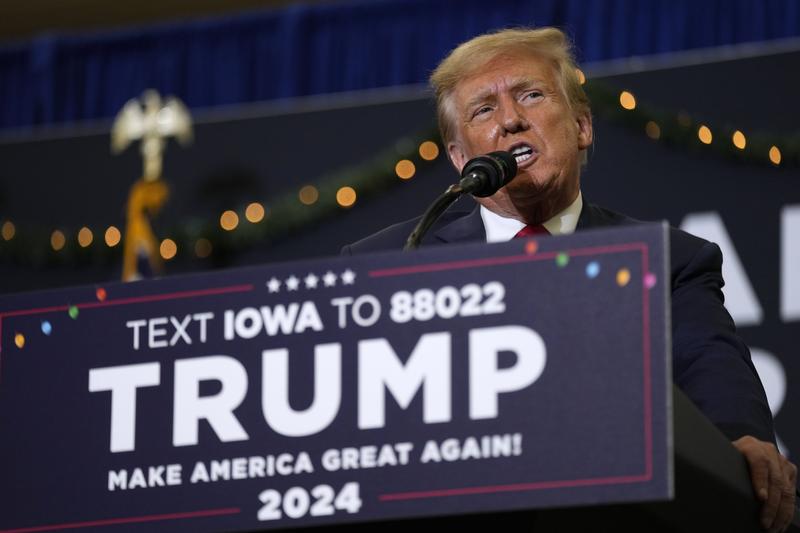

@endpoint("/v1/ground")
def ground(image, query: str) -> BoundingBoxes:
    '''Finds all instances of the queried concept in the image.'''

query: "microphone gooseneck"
[403,151,518,251]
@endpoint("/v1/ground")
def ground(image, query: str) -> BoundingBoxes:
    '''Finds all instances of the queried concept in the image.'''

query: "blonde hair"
[430,27,589,145]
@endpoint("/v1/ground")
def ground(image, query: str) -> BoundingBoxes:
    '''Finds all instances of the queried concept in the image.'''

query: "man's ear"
[448,141,467,173]
[576,111,593,150]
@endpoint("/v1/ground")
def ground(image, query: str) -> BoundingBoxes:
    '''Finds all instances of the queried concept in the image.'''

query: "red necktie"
[514,224,549,238]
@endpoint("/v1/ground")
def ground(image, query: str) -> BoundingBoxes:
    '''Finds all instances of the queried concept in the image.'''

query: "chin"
[505,173,549,197]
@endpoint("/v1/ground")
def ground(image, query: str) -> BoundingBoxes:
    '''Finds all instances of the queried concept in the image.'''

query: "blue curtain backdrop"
[0,0,798,131]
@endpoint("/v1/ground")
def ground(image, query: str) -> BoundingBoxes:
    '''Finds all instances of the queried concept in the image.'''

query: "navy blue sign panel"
[0,224,671,532]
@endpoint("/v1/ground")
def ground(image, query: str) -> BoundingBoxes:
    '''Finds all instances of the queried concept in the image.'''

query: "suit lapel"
[577,200,634,232]
[577,200,612,230]
[432,205,486,244]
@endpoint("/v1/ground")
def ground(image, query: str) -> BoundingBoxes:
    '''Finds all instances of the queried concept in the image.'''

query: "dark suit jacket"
[343,200,776,443]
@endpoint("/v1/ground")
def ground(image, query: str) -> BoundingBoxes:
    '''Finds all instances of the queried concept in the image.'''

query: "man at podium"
[344,27,797,531]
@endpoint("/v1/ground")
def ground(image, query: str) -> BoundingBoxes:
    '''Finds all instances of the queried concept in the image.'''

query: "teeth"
[510,145,534,163]
[511,145,533,156]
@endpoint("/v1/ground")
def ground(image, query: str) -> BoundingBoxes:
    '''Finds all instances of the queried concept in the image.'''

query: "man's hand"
[733,436,797,532]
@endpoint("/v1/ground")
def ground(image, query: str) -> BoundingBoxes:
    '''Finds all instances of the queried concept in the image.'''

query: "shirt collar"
[480,191,583,243]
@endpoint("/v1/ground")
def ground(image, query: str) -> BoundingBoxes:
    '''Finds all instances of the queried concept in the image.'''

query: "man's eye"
[523,91,543,101]
[473,105,493,117]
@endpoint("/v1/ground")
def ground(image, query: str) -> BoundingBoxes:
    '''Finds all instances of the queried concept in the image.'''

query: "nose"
[497,100,529,134]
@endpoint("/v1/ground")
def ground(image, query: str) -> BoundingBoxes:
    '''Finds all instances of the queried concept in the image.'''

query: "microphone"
[403,151,517,250]
[457,151,518,197]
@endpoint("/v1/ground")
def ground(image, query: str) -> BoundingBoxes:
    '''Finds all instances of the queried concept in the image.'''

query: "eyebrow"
[464,76,549,112]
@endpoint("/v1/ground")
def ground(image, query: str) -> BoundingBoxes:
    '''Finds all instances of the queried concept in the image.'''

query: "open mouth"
[510,144,535,165]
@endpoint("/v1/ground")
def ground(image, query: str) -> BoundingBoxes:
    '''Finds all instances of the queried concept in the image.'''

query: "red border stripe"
[0,284,254,319]
[368,243,646,278]
[380,474,653,501]
[0,508,241,533]
[1,242,660,517]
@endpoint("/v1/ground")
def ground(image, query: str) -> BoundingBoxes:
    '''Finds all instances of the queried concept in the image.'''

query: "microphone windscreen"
[461,151,518,197]
[486,151,518,186]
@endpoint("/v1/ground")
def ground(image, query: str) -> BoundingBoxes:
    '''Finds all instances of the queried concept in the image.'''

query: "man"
[343,27,797,531]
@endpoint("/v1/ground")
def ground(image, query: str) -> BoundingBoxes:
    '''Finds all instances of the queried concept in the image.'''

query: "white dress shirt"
[480,192,584,242]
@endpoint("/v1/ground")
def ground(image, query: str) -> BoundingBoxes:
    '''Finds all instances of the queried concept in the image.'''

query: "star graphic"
[266,277,281,293]
[304,273,319,289]
[285,275,300,291]
[341,269,356,285]
[323,271,337,287]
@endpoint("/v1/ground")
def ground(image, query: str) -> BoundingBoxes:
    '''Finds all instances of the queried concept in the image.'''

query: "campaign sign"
[0,223,671,532]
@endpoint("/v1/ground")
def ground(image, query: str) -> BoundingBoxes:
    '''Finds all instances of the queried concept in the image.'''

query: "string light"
[418,141,440,161]
[298,185,319,205]
[1,221,15,241]
[77,227,93,247]
[395,159,416,180]
[336,186,357,208]
[645,121,661,140]
[105,226,121,247]
[698,125,713,145]
[51,230,66,251]
[732,130,746,150]
[619,91,636,110]
[220,210,239,231]
[160,238,177,260]
[769,146,782,165]
[14,333,25,349]
[3,87,798,268]
[245,202,265,223]
[576,68,586,85]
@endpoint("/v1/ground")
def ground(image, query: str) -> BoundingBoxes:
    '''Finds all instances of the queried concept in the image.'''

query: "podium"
[0,224,796,532]
[319,386,769,532]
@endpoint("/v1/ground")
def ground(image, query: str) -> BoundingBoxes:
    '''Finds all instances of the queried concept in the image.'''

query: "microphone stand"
[403,151,516,251]
[403,182,465,251]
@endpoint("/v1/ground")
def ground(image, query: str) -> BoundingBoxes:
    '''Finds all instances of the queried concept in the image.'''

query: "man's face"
[446,53,592,223]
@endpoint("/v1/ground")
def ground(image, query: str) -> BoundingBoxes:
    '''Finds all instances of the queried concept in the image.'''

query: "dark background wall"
[1,47,797,285]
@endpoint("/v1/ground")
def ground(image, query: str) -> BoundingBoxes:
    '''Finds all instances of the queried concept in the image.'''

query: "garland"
[0,127,440,269]
[584,79,799,167]
[2,78,797,270]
